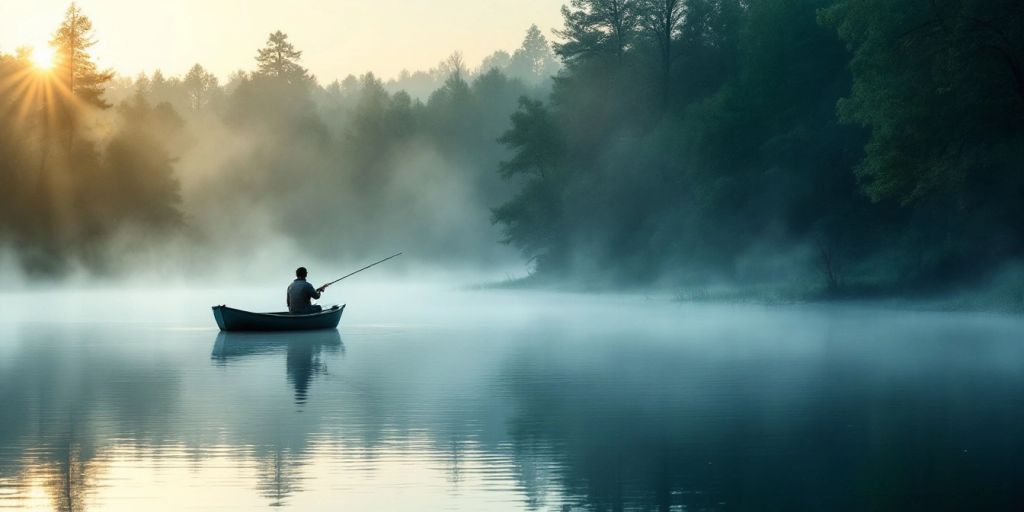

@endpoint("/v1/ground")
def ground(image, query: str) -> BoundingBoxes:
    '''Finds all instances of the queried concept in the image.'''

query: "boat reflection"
[212,330,344,405]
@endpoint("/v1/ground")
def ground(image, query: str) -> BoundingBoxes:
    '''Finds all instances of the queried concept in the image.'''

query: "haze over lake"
[1,287,1023,511]
[3,0,1024,510]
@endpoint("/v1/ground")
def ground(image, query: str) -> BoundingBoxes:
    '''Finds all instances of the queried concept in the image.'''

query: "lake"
[1,285,1023,511]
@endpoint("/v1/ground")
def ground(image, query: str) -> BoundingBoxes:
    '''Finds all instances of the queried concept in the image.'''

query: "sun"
[30,46,56,71]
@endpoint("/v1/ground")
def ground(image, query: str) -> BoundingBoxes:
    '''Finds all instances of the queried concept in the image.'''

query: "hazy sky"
[1,0,564,81]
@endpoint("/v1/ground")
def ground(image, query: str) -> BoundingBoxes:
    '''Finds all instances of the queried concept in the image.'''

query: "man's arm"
[307,282,321,300]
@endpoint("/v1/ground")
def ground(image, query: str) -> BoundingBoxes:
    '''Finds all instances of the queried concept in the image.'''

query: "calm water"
[1,286,1023,511]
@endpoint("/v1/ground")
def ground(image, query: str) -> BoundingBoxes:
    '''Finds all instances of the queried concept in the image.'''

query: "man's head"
[296,267,308,279]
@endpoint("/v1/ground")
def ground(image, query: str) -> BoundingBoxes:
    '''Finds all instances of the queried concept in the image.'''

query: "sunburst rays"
[0,56,75,133]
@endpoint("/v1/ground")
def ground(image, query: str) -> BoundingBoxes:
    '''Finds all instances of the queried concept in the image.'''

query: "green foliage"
[6,0,1023,294]
[492,98,566,270]
[555,0,642,63]
[497,98,562,181]
[823,0,1024,204]
[493,0,1024,292]
[821,0,1024,281]
[506,25,561,84]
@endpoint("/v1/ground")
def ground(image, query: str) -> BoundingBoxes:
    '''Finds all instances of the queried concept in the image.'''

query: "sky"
[0,0,565,82]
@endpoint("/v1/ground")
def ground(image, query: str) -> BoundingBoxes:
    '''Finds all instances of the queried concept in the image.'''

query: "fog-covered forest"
[2,0,1023,302]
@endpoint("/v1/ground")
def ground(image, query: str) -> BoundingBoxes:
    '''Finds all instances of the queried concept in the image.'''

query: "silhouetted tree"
[255,31,311,84]
[183,63,220,112]
[0,5,185,276]
[5,0,1024,295]
[555,0,641,64]
[426,53,476,149]
[50,3,114,108]
[493,98,565,270]
[637,0,684,101]
[508,25,560,84]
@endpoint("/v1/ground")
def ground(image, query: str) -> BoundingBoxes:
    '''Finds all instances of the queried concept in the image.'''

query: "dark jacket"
[286,278,321,313]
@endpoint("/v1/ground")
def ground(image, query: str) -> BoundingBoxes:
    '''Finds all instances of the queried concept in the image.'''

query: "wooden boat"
[212,304,345,332]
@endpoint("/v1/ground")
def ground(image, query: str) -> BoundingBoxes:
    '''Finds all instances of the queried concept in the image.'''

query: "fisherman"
[287,267,325,314]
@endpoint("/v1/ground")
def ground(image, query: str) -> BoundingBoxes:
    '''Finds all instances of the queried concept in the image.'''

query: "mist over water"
[3,1,1024,510]
[4,1,1023,302]
[1,287,1023,511]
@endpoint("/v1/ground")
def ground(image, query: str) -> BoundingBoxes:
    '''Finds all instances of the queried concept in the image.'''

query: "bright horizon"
[0,0,565,82]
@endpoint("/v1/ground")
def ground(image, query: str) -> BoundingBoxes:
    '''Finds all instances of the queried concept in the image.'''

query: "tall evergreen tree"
[255,31,310,84]
[554,0,641,63]
[508,25,560,84]
[492,98,566,270]
[49,3,113,108]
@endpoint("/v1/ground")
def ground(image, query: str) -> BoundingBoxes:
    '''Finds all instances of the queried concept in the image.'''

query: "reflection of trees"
[495,325,1024,512]
[0,326,181,511]
[0,326,351,510]
[509,439,559,510]
[6,438,100,512]
[5,303,1024,511]
[498,344,781,512]
[44,440,99,512]
[254,448,309,508]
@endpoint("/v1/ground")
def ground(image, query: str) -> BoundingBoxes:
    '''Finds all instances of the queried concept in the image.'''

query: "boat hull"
[212,304,344,332]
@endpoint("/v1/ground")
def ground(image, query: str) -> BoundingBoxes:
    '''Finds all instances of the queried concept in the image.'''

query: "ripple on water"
[1,293,1024,510]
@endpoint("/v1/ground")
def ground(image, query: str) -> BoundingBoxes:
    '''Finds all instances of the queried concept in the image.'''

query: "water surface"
[1,287,1022,510]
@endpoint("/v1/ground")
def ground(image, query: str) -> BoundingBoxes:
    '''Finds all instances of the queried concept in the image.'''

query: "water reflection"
[0,325,181,511]
[0,300,1023,511]
[212,330,344,405]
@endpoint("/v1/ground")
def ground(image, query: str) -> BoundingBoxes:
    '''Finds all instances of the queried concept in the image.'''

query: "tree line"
[0,5,557,276]
[2,1,1023,299]
[0,4,182,275]
[494,0,1024,297]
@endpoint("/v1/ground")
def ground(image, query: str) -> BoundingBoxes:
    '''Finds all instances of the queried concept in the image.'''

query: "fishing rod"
[317,252,403,292]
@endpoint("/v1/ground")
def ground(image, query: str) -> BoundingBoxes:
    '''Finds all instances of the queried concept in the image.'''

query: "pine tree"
[554,0,640,64]
[50,3,113,108]
[508,25,560,83]
[255,31,310,84]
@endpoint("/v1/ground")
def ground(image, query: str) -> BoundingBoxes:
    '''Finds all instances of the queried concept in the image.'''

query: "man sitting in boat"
[287,267,325,314]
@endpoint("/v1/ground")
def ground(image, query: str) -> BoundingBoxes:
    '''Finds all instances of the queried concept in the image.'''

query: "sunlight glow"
[0,46,71,141]
[30,46,55,71]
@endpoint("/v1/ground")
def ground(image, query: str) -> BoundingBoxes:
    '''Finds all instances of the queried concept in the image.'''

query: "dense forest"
[493,0,1024,297]
[2,1,1023,301]
[0,7,556,278]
